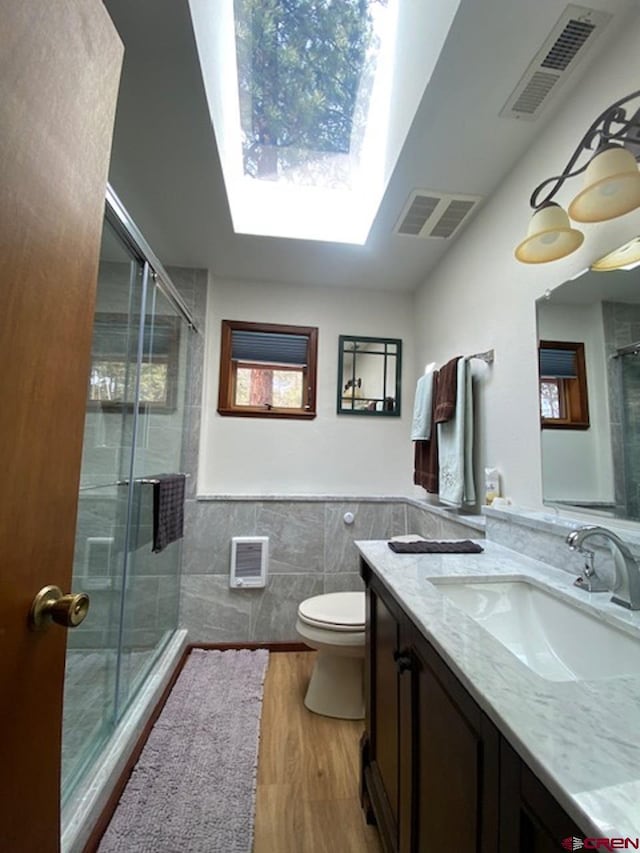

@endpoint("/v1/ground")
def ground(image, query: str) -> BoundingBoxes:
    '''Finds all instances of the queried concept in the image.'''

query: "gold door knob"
[29,585,90,631]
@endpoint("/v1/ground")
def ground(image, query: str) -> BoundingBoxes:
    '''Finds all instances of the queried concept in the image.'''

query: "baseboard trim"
[189,641,310,653]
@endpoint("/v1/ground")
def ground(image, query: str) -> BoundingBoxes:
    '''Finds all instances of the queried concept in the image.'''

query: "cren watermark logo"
[561,839,640,850]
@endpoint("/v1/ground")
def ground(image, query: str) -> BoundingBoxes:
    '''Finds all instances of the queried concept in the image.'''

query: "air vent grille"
[511,72,560,115]
[541,19,595,70]
[429,200,477,239]
[394,191,482,239]
[396,195,441,235]
[500,5,611,121]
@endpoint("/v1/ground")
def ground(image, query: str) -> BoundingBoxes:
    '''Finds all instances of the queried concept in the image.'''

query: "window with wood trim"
[217,320,318,419]
[538,340,589,430]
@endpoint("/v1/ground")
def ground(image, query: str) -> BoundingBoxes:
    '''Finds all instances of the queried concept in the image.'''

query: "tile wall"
[603,301,640,517]
[181,498,483,643]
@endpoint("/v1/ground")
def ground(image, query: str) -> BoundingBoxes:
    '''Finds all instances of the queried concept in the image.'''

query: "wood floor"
[254,651,383,853]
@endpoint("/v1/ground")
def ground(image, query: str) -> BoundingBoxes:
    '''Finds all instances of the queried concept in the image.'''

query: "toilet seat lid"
[298,592,365,631]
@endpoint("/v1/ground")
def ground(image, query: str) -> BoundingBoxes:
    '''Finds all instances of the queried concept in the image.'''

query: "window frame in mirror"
[538,340,590,430]
[336,334,402,416]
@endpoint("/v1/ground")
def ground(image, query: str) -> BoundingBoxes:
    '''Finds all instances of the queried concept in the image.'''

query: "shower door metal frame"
[105,184,200,334]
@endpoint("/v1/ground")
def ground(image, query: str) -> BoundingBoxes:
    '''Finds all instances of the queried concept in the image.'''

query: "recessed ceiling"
[104,0,637,292]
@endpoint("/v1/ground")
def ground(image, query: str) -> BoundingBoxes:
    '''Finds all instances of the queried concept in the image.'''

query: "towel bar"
[117,473,191,486]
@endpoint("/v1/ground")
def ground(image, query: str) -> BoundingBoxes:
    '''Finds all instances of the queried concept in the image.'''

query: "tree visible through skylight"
[189,0,461,242]
[234,0,387,189]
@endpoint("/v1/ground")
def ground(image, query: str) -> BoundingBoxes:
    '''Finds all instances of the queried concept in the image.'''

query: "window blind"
[539,347,577,378]
[231,330,308,366]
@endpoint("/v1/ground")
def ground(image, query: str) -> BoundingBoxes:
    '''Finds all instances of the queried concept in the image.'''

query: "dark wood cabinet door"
[363,580,402,851]
[500,739,583,853]
[410,633,500,853]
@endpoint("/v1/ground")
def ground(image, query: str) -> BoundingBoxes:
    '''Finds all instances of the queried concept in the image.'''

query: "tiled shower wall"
[603,301,640,517]
[181,498,482,643]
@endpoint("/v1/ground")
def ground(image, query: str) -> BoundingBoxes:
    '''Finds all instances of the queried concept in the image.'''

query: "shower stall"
[61,187,198,840]
[614,342,640,519]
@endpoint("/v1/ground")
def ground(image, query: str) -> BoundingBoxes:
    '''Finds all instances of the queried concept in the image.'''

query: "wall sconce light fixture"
[515,89,640,264]
[591,235,640,271]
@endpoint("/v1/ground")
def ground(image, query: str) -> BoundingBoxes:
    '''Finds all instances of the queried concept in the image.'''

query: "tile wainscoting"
[180,497,484,643]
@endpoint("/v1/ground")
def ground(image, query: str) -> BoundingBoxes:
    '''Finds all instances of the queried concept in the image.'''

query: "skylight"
[189,0,461,244]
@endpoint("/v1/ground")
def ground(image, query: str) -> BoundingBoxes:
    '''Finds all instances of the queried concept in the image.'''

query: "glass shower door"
[62,217,144,798]
[621,353,640,518]
[62,194,192,812]
[116,282,188,715]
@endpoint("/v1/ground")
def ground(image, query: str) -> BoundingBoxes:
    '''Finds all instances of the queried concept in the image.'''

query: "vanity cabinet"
[360,560,583,853]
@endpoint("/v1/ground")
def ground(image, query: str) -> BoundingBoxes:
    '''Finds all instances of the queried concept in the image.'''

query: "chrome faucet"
[566,525,640,610]
[570,547,609,594]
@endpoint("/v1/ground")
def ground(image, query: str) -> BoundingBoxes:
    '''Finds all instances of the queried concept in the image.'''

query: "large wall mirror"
[536,237,640,521]
[337,335,402,416]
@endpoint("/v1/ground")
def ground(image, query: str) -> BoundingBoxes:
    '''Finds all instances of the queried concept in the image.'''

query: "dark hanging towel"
[433,356,461,423]
[152,474,186,554]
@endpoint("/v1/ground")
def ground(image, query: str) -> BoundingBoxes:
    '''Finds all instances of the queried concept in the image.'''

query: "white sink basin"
[431,578,640,682]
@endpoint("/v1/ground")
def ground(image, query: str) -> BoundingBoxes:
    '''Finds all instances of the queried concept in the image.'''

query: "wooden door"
[0,3,122,851]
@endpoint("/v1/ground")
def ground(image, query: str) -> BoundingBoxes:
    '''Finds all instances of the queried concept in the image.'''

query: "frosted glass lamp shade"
[515,203,584,264]
[591,236,640,271]
[568,146,640,223]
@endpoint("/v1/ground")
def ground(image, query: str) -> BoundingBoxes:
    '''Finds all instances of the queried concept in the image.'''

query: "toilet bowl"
[295,591,365,720]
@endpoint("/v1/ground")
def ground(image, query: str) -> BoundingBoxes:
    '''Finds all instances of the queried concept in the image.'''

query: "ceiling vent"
[394,191,482,239]
[500,5,612,121]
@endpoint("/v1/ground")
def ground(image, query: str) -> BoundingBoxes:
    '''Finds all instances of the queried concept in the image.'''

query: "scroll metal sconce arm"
[515,89,640,265]
[529,88,640,211]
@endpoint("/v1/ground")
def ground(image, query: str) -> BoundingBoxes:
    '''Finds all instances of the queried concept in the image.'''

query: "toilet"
[295,591,366,720]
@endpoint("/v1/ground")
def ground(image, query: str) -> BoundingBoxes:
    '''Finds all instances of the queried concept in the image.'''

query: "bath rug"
[98,648,269,853]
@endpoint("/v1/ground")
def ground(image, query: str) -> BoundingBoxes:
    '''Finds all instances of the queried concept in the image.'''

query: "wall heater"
[229,536,269,588]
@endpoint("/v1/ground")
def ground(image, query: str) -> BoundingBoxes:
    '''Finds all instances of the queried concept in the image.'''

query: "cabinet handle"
[393,650,413,674]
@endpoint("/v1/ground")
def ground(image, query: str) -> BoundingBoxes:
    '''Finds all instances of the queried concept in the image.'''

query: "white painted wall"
[199,277,415,495]
[411,18,640,508]
[537,301,613,503]
[197,18,640,502]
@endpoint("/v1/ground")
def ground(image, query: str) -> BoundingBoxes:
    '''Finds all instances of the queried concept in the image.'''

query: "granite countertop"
[356,539,640,839]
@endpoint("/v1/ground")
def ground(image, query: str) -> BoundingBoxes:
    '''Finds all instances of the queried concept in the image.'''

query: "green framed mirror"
[337,335,402,416]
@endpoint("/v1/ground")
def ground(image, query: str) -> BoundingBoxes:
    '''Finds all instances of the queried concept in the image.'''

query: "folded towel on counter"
[388,540,483,554]
[438,357,476,508]
[433,356,460,423]
[414,371,439,493]
[389,534,427,543]
[411,368,435,440]
[152,473,186,554]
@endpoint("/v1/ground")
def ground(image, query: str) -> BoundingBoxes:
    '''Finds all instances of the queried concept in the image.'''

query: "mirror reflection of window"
[338,336,401,416]
[538,341,589,429]
[88,313,180,412]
